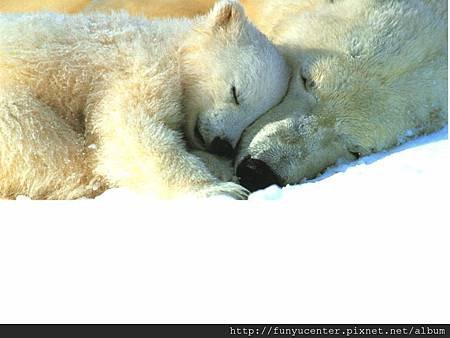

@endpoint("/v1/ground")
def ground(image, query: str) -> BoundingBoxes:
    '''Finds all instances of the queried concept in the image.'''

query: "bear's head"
[181,0,290,158]
[235,0,447,192]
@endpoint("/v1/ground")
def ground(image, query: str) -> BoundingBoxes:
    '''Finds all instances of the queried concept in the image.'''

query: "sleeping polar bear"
[3,0,446,194]
[82,0,447,192]
[235,0,448,191]
[0,0,289,199]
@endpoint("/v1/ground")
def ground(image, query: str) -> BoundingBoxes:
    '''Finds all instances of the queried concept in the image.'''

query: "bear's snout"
[210,137,235,158]
[236,156,282,192]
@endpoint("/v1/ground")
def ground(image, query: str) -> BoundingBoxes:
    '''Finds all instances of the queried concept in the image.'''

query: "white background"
[1,191,448,324]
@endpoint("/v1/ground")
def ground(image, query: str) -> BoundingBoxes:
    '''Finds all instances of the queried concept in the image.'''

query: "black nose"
[236,156,282,192]
[210,137,235,158]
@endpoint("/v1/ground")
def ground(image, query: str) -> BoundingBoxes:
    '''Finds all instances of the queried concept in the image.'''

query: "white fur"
[0,0,289,199]
[236,0,448,187]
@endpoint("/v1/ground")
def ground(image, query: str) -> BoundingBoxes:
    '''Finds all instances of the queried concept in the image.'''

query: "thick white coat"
[0,0,289,199]
[236,0,448,189]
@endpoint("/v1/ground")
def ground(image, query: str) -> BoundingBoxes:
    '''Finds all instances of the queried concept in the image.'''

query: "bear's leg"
[191,150,236,183]
[94,116,248,199]
[0,90,98,199]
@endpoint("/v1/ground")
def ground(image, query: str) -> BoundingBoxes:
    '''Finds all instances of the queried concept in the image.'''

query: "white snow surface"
[97,126,448,201]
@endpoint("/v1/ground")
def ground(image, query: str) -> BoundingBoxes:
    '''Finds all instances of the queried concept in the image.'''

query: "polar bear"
[235,0,447,191]
[0,0,290,199]
[5,0,446,193]
[93,0,445,193]
[84,0,217,19]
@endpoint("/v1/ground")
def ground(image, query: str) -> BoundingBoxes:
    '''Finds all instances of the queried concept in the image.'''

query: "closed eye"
[231,86,240,105]
[300,65,317,91]
[301,74,315,91]
[349,151,361,160]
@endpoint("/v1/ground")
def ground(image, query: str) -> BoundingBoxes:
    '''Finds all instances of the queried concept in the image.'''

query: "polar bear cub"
[0,0,289,199]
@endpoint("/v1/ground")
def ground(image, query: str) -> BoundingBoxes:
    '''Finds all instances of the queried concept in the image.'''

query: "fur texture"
[235,0,448,191]
[0,0,289,199]
[3,0,446,193]
[64,0,448,192]
[85,0,217,19]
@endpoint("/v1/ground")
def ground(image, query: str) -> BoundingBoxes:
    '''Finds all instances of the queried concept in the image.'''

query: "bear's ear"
[208,0,245,30]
